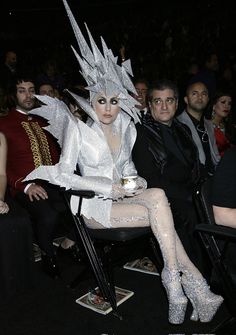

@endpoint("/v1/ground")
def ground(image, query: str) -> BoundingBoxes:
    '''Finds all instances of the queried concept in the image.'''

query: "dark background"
[1,1,235,41]
[1,0,236,85]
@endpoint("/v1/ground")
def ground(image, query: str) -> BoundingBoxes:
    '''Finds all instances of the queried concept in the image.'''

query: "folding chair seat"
[194,177,236,330]
[64,190,162,319]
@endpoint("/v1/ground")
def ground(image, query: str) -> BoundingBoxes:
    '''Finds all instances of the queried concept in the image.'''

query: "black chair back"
[63,189,162,318]
[194,178,236,319]
[196,178,215,225]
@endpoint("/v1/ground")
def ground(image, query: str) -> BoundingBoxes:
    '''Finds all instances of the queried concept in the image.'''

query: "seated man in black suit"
[131,78,149,118]
[212,146,236,228]
[132,79,207,272]
[211,146,236,283]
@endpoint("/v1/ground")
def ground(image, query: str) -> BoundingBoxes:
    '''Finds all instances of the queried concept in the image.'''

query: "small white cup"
[121,175,137,190]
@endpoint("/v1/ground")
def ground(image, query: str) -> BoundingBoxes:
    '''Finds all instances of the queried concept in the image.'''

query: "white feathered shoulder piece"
[24,95,112,197]
[32,95,78,145]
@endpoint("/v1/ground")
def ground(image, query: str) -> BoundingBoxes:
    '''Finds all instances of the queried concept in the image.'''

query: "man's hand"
[26,184,48,202]
[0,200,9,214]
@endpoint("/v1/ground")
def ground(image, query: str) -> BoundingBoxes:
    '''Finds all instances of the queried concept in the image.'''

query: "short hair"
[7,75,35,107]
[185,81,208,96]
[133,77,149,88]
[10,74,35,96]
[37,82,55,94]
[148,79,179,102]
[5,50,17,59]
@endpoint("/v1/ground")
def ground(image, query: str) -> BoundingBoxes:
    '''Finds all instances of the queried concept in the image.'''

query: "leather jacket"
[133,114,201,200]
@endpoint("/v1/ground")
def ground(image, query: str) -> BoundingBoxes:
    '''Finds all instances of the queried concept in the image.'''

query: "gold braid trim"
[31,122,53,165]
[21,121,53,168]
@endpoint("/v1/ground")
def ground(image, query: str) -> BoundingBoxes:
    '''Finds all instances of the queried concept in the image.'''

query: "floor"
[0,252,234,335]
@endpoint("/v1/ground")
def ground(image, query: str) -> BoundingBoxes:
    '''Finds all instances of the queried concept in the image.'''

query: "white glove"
[123,176,147,197]
[111,184,126,201]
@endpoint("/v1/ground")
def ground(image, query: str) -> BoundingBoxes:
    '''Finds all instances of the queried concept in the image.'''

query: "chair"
[64,190,162,319]
[194,177,236,330]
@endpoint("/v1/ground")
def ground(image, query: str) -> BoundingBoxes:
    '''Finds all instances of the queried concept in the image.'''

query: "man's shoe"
[57,244,81,263]
[41,254,61,279]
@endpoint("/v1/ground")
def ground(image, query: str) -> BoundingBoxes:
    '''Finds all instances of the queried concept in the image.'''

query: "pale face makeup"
[93,93,120,125]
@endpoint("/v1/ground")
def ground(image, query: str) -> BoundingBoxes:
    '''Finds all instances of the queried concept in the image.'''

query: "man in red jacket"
[0,75,71,278]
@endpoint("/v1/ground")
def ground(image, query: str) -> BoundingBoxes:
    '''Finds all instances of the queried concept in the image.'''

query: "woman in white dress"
[25,0,223,324]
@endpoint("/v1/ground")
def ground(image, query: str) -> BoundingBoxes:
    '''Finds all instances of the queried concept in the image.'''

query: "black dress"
[0,196,34,301]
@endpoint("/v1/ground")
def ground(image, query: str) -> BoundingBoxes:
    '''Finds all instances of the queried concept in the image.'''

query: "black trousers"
[0,197,34,300]
[15,184,73,257]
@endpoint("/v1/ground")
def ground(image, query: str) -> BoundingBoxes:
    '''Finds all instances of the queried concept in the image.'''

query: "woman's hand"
[0,200,9,214]
[111,177,147,200]
[111,184,126,201]
[123,176,147,197]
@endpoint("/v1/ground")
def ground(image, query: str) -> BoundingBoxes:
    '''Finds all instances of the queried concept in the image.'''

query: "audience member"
[0,132,10,215]
[132,79,206,272]
[24,1,224,322]
[212,146,236,228]
[218,62,236,99]
[205,90,235,156]
[0,132,34,300]
[189,52,219,98]
[0,50,18,92]
[38,82,57,98]
[132,78,149,117]
[36,60,65,97]
[119,44,126,63]
[0,75,75,279]
[211,146,236,283]
[177,59,199,113]
[178,81,220,176]
[0,86,9,116]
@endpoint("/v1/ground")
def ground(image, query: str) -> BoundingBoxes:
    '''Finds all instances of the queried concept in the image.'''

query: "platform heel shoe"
[161,268,188,324]
[181,273,224,322]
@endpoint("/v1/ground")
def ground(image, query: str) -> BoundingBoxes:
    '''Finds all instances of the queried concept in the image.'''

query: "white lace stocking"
[111,188,179,270]
[85,187,203,278]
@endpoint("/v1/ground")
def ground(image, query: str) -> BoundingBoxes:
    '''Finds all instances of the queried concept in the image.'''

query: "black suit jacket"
[132,116,200,201]
[133,115,209,273]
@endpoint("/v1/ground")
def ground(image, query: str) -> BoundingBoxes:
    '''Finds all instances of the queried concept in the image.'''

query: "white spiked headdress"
[62,0,141,123]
